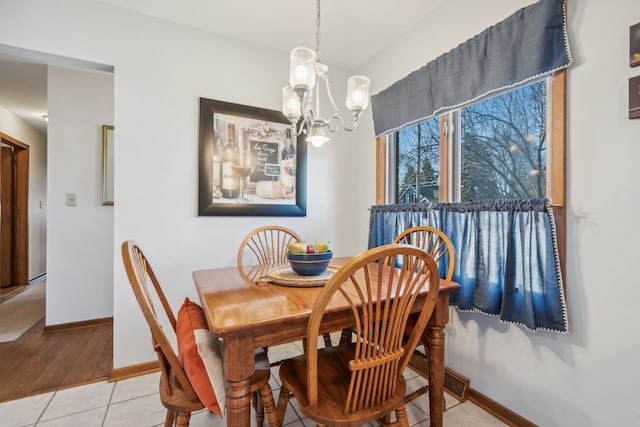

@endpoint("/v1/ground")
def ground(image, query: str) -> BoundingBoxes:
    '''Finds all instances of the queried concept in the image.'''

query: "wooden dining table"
[193,257,459,427]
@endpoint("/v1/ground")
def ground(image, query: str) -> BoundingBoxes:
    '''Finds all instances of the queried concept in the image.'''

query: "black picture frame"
[198,98,307,216]
[630,75,640,119]
[631,23,640,67]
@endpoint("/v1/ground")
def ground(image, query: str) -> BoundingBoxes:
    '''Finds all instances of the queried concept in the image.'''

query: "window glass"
[395,118,440,204]
[459,80,547,201]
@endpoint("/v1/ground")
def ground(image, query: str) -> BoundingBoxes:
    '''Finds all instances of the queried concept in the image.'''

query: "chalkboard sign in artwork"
[198,98,307,216]
[249,139,281,183]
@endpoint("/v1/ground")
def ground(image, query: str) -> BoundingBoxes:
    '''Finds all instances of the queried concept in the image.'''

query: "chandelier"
[282,0,371,147]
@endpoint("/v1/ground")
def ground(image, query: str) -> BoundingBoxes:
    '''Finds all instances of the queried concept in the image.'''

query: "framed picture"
[102,125,114,205]
[630,75,640,119]
[198,98,307,216]
[631,23,640,67]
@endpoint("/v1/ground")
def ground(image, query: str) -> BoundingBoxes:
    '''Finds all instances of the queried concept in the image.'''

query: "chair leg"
[175,411,191,427]
[338,328,353,345]
[260,384,281,427]
[164,409,175,427]
[404,336,430,405]
[322,332,333,348]
[276,385,292,424]
[255,391,265,427]
[395,405,409,427]
[378,406,410,427]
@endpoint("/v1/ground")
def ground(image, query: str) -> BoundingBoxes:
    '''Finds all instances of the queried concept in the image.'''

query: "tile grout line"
[33,391,56,426]
[101,379,117,427]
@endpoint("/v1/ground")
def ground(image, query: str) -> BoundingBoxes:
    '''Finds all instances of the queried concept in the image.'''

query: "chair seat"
[279,343,406,427]
[160,372,205,414]
[249,348,272,391]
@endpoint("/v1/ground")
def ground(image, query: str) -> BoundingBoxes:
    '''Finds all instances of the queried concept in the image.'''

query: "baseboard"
[467,388,537,427]
[43,317,113,333]
[110,361,160,382]
[28,272,46,284]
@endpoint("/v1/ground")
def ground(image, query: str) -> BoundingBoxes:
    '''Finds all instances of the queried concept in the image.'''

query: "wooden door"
[1,146,14,286]
[0,133,28,287]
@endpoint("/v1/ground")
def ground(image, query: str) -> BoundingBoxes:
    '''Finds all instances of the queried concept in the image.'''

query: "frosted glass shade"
[289,47,317,91]
[346,75,371,111]
[282,86,301,121]
[306,122,329,147]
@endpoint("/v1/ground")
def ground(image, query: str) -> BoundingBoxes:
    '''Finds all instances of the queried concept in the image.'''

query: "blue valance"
[371,0,572,137]
[369,199,568,333]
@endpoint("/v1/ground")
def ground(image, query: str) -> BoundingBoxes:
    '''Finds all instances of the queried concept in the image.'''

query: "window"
[459,79,547,201]
[385,72,565,206]
[395,118,441,204]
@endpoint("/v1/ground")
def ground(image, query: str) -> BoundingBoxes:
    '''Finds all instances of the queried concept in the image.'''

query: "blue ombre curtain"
[368,203,431,248]
[369,199,568,333]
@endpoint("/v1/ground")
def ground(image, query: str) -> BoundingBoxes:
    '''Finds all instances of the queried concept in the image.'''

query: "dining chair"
[238,226,334,349]
[237,225,302,267]
[338,226,455,337]
[392,225,455,404]
[276,243,441,427]
[392,225,455,281]
[122,240,279,427]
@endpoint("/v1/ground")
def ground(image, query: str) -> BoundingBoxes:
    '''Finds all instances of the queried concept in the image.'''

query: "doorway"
[0,132,28,288]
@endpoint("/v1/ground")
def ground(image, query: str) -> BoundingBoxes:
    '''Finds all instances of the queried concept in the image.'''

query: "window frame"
[375,69,566,284]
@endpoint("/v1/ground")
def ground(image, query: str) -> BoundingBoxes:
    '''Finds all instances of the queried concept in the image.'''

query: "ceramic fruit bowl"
[287,251,333,276]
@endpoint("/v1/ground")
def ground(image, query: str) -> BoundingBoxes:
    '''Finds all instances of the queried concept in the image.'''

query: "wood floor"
[0,307,113,403]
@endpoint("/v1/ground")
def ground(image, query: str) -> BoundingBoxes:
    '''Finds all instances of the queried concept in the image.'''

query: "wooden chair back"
[121,240,199,403]
[237,225,302,267]
[305,243,440,413]
[393,225,455,280]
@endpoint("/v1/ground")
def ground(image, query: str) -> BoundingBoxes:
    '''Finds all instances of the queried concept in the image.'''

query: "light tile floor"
[0,339,508,427]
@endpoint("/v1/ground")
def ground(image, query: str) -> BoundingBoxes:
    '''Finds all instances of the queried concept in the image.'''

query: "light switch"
[65,193,77,206]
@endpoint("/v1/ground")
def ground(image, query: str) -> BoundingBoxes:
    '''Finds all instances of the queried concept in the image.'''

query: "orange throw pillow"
[176,298,226,417]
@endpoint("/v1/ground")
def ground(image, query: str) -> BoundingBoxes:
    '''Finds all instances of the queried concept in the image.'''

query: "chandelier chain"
[315,0,321,60]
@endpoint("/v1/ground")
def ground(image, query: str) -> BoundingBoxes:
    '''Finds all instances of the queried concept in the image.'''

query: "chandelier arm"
[290,106,315,137]
[322,75,340,117]
[327,114,361,132]
[326,115,342,132]
[291,120,307,137]
[341,118,360,132]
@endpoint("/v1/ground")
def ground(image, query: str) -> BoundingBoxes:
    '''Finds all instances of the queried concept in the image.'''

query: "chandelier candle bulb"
[346,76,371,113]
[282,86,301,122]
[289,47,316,93]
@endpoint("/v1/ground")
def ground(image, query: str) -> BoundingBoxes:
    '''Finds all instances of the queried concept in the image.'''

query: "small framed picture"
[631,23,640,67]
[102,125,114,205]
[630,76,640,119]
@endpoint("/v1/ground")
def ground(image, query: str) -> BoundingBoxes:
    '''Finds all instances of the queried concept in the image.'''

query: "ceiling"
[0,0,445,135]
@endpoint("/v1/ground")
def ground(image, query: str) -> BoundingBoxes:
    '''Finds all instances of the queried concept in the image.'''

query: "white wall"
[46,66,114,324]
[357,0,640,425]
[0,105,47,278]
[0,0,354,368]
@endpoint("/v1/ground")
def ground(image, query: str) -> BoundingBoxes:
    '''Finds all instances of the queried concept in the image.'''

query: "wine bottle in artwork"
[221,122,240,199]
[212,116,222,199]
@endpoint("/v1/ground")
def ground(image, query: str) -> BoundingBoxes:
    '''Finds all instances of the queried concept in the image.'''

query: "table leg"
[223,334,254,427]
[427,294,449,427]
